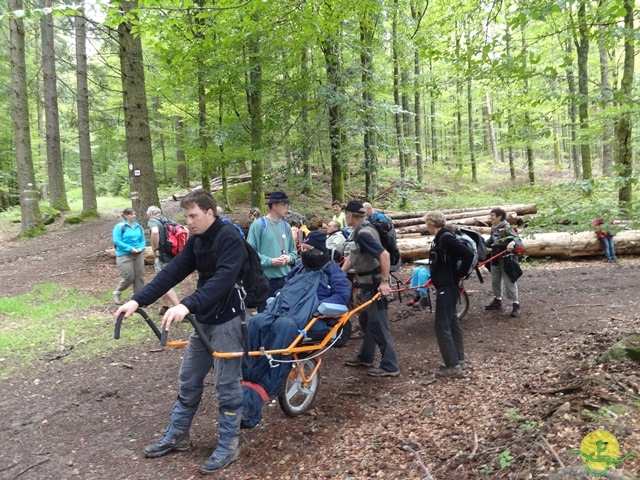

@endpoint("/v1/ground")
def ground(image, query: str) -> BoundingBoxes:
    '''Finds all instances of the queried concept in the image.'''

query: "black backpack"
[367,217,401,267]
[205,224,270,309]
[239,240,271,308]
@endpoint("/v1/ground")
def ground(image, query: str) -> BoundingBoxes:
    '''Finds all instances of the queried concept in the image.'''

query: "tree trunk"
[41,0,69,211]
[397,230,640,261]
[575,0,592,180]
[247,16,264,212]
[174,116,188,187]
[74,10,97,216]
[520,24,535,185]
[118,0,160,225]
[565,39,581,179]
[485,92,499,164]
[322,39,345,204]
[430,61,438,164]
[362,14,378,201]
[153,97,167,184]
[598,18,614,175]
[466,56,477,182]
[455,31,463,171]
[549,77,563,169]
[300,48,312,195]
[10,0,42,232]
[616,0,634,205]
[196,0,211,193]
[392,6,406,187]
[412,39,424,183]
[402,69,413,167]
[504,22,516,180]
[34,35,47,202]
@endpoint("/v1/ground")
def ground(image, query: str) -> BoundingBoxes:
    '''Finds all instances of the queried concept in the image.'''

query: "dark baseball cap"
[345,200,365,214]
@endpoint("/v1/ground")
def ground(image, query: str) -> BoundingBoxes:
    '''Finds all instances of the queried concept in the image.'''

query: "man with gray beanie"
[341,200,399,377]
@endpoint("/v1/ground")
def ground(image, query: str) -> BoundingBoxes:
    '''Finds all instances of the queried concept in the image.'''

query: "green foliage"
[499,449,515,469]
[505,407,522,423]
[215,182,253,210]
[0,283,191,380]
[521,177,640,233]
[95,158,130,197]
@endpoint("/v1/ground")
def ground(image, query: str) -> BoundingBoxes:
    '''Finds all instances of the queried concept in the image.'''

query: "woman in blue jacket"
[112,208,146,304]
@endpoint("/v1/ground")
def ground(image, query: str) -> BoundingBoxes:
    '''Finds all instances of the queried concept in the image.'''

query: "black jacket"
[133,219,248,324]
[429,228,474,288]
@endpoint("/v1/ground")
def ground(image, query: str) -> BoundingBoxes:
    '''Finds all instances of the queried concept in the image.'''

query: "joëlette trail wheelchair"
[115,294,381,417]
[391,250,508,321]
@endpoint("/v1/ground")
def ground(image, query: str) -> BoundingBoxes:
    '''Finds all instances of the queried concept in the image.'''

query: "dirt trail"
[1,213,639,479]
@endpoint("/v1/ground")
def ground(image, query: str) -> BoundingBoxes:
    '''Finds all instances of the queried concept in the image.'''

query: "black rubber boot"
[510,303,521,317]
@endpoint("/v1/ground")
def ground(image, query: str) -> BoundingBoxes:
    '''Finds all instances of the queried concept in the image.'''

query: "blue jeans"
[601,237,616,260]
[356,288,398,372]
[434,285,464,368]
[167,315,243,457]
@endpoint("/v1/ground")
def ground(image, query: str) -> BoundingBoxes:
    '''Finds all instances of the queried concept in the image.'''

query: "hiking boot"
[144,429,190,458]
[112,291,122,305]
[436,365,464,379]
[368,367,400,378]
[440,360,467,370]
[418,296,431,310]
[484,298,502,310]
[510,303,521,318]
[158,305,170,315]
[345,357,374,367]
[350,330,364,340]
[200,449,240,474]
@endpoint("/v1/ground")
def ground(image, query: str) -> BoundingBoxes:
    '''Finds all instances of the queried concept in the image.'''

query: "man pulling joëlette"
[114,190,248,475]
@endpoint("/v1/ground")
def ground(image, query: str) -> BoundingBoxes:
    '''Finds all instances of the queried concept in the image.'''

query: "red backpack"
[160,218,189,258]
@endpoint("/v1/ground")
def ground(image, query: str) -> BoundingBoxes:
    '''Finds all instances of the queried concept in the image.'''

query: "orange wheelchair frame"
[115,293,381,416]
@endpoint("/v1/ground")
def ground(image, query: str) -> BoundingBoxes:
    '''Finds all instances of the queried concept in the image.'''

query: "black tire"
[457,289,470,320]
[278,358,320,416]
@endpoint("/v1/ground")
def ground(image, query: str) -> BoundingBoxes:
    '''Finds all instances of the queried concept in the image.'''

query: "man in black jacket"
[425,211,474,379]
[114,190,248,475]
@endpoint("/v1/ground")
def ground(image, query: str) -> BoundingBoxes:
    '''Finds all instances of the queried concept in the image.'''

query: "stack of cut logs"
[388,204,640,261]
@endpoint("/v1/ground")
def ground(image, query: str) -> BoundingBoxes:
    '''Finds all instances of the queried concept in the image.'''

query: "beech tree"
[9,1,42,232]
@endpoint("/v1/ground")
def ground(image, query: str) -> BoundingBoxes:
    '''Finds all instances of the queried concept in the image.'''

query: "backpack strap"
[259,216,267,238]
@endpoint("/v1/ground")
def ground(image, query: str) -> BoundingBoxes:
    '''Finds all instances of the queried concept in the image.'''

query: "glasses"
[302,246,324,256]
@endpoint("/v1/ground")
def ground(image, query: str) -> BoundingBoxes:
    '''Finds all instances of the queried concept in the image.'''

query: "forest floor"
[1,201,639,480]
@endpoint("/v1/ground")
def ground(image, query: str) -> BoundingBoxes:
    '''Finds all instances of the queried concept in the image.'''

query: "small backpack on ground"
[159,217,189,258]
[367,217,401,268]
